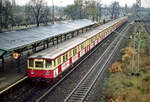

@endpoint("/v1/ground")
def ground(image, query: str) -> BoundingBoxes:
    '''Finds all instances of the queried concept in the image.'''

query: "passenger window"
[66,53,68,60]
[73,49,75,56]
[81,44,84,50]
[78,46,80,51]
[46,60,52,68]
[69,50,72,58]
[57,57,61,65]
[63,55,65,62]
[76,47,78,52]
[29,59,34,67]
[73,48,77,56]
[53,60,56,66]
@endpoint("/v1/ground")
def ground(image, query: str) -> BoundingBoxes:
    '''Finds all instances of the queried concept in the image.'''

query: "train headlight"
[31,71,34,74]
[46,72,50,75]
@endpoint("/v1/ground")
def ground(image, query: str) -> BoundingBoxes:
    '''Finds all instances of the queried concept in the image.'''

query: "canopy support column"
[72,32,74,38]
[77,30,79,35]
[13,51,22,73]
[82,28,84,33]
[16,56,21,73]
[43,41,46,49]
[60,35,62,42]
[64,34,67,40]
[0,51,7,72]
[2,57,4,72]
[32,44,36,53]
[56,36,59,44]
[46,40,49,48]
[52,38,55,45]
[0,56,4,72]
[86,27,88,32]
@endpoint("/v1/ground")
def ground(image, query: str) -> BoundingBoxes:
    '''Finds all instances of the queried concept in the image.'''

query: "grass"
[102,24,150,102]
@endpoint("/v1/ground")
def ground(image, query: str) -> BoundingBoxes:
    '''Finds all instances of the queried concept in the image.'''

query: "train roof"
[0,19,96,52]
[29,17,127,59]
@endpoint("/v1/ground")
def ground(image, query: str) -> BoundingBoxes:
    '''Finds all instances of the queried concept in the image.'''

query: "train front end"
[27,57,54,81]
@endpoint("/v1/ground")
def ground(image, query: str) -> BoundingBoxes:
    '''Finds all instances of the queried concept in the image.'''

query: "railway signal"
[13,52,21,73]
[13,52,20,60]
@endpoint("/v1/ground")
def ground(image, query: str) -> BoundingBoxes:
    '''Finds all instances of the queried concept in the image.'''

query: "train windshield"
[29,59,34,67]
[46,60,52,68]
[35,61,43,68]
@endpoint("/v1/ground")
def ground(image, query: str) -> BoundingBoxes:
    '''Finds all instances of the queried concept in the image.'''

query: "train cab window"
[46,60,52,68]
[35,61,43,68]
[29,59,34,67]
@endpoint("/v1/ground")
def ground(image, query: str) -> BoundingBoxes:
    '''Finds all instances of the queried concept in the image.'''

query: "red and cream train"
[27,17,128,81]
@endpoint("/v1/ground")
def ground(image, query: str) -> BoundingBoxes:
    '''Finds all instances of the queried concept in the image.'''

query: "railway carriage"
[27,17,128,82]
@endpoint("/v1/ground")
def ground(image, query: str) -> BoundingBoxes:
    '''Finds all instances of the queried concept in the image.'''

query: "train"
[27,17,128,82]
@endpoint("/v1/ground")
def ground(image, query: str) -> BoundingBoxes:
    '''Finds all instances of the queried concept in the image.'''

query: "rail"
[63,23,131,102]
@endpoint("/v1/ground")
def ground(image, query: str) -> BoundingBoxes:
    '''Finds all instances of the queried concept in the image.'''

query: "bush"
[109,62,122,73]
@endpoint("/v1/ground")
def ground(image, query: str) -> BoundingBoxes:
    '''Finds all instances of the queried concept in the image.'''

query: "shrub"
[109,62,122,73]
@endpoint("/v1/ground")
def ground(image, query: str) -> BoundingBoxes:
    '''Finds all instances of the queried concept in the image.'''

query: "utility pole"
[131,27,136,75]
[131,0,141,76]
[136,0,141,75]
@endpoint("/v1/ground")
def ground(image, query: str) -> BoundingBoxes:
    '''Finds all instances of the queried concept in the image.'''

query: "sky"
[15,0,150,8]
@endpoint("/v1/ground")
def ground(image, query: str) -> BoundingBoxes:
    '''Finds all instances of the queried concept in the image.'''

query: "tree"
[96,0,102,22]
[84,1,97,21]
[1,0,13,29]
[26,0,49,26]
[0,0,2,31]
[125,4,128,16]
[64,0,84,20]
[109,1,120,19]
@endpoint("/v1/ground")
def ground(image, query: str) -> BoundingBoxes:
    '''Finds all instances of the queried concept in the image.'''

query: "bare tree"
[96,0,102,22]
[64,0,84,20]
[109,1,120,19]
[26,0,49,26]
[125,4,128,16]
[1,0,13,29]
[84,0,97,21]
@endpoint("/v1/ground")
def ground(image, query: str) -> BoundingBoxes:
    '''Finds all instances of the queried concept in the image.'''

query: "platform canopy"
[0,19,96,54]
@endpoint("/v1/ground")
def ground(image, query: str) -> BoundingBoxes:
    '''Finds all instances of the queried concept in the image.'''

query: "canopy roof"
[0,19,96,53]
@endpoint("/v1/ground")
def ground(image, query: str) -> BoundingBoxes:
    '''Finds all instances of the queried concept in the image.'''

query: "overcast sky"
[15,0,150,8]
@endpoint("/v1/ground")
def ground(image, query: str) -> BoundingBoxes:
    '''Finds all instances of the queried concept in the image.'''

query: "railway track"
[35,23,130,102]
[19,26,120,102]
[63,23,131,102]
[1,21,129,102]
[143,14,150,34]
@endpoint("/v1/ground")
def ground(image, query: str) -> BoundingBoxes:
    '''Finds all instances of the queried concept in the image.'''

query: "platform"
[0,61,28,94]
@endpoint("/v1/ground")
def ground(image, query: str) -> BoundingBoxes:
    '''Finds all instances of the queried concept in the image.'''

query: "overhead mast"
[131,0,141,75]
